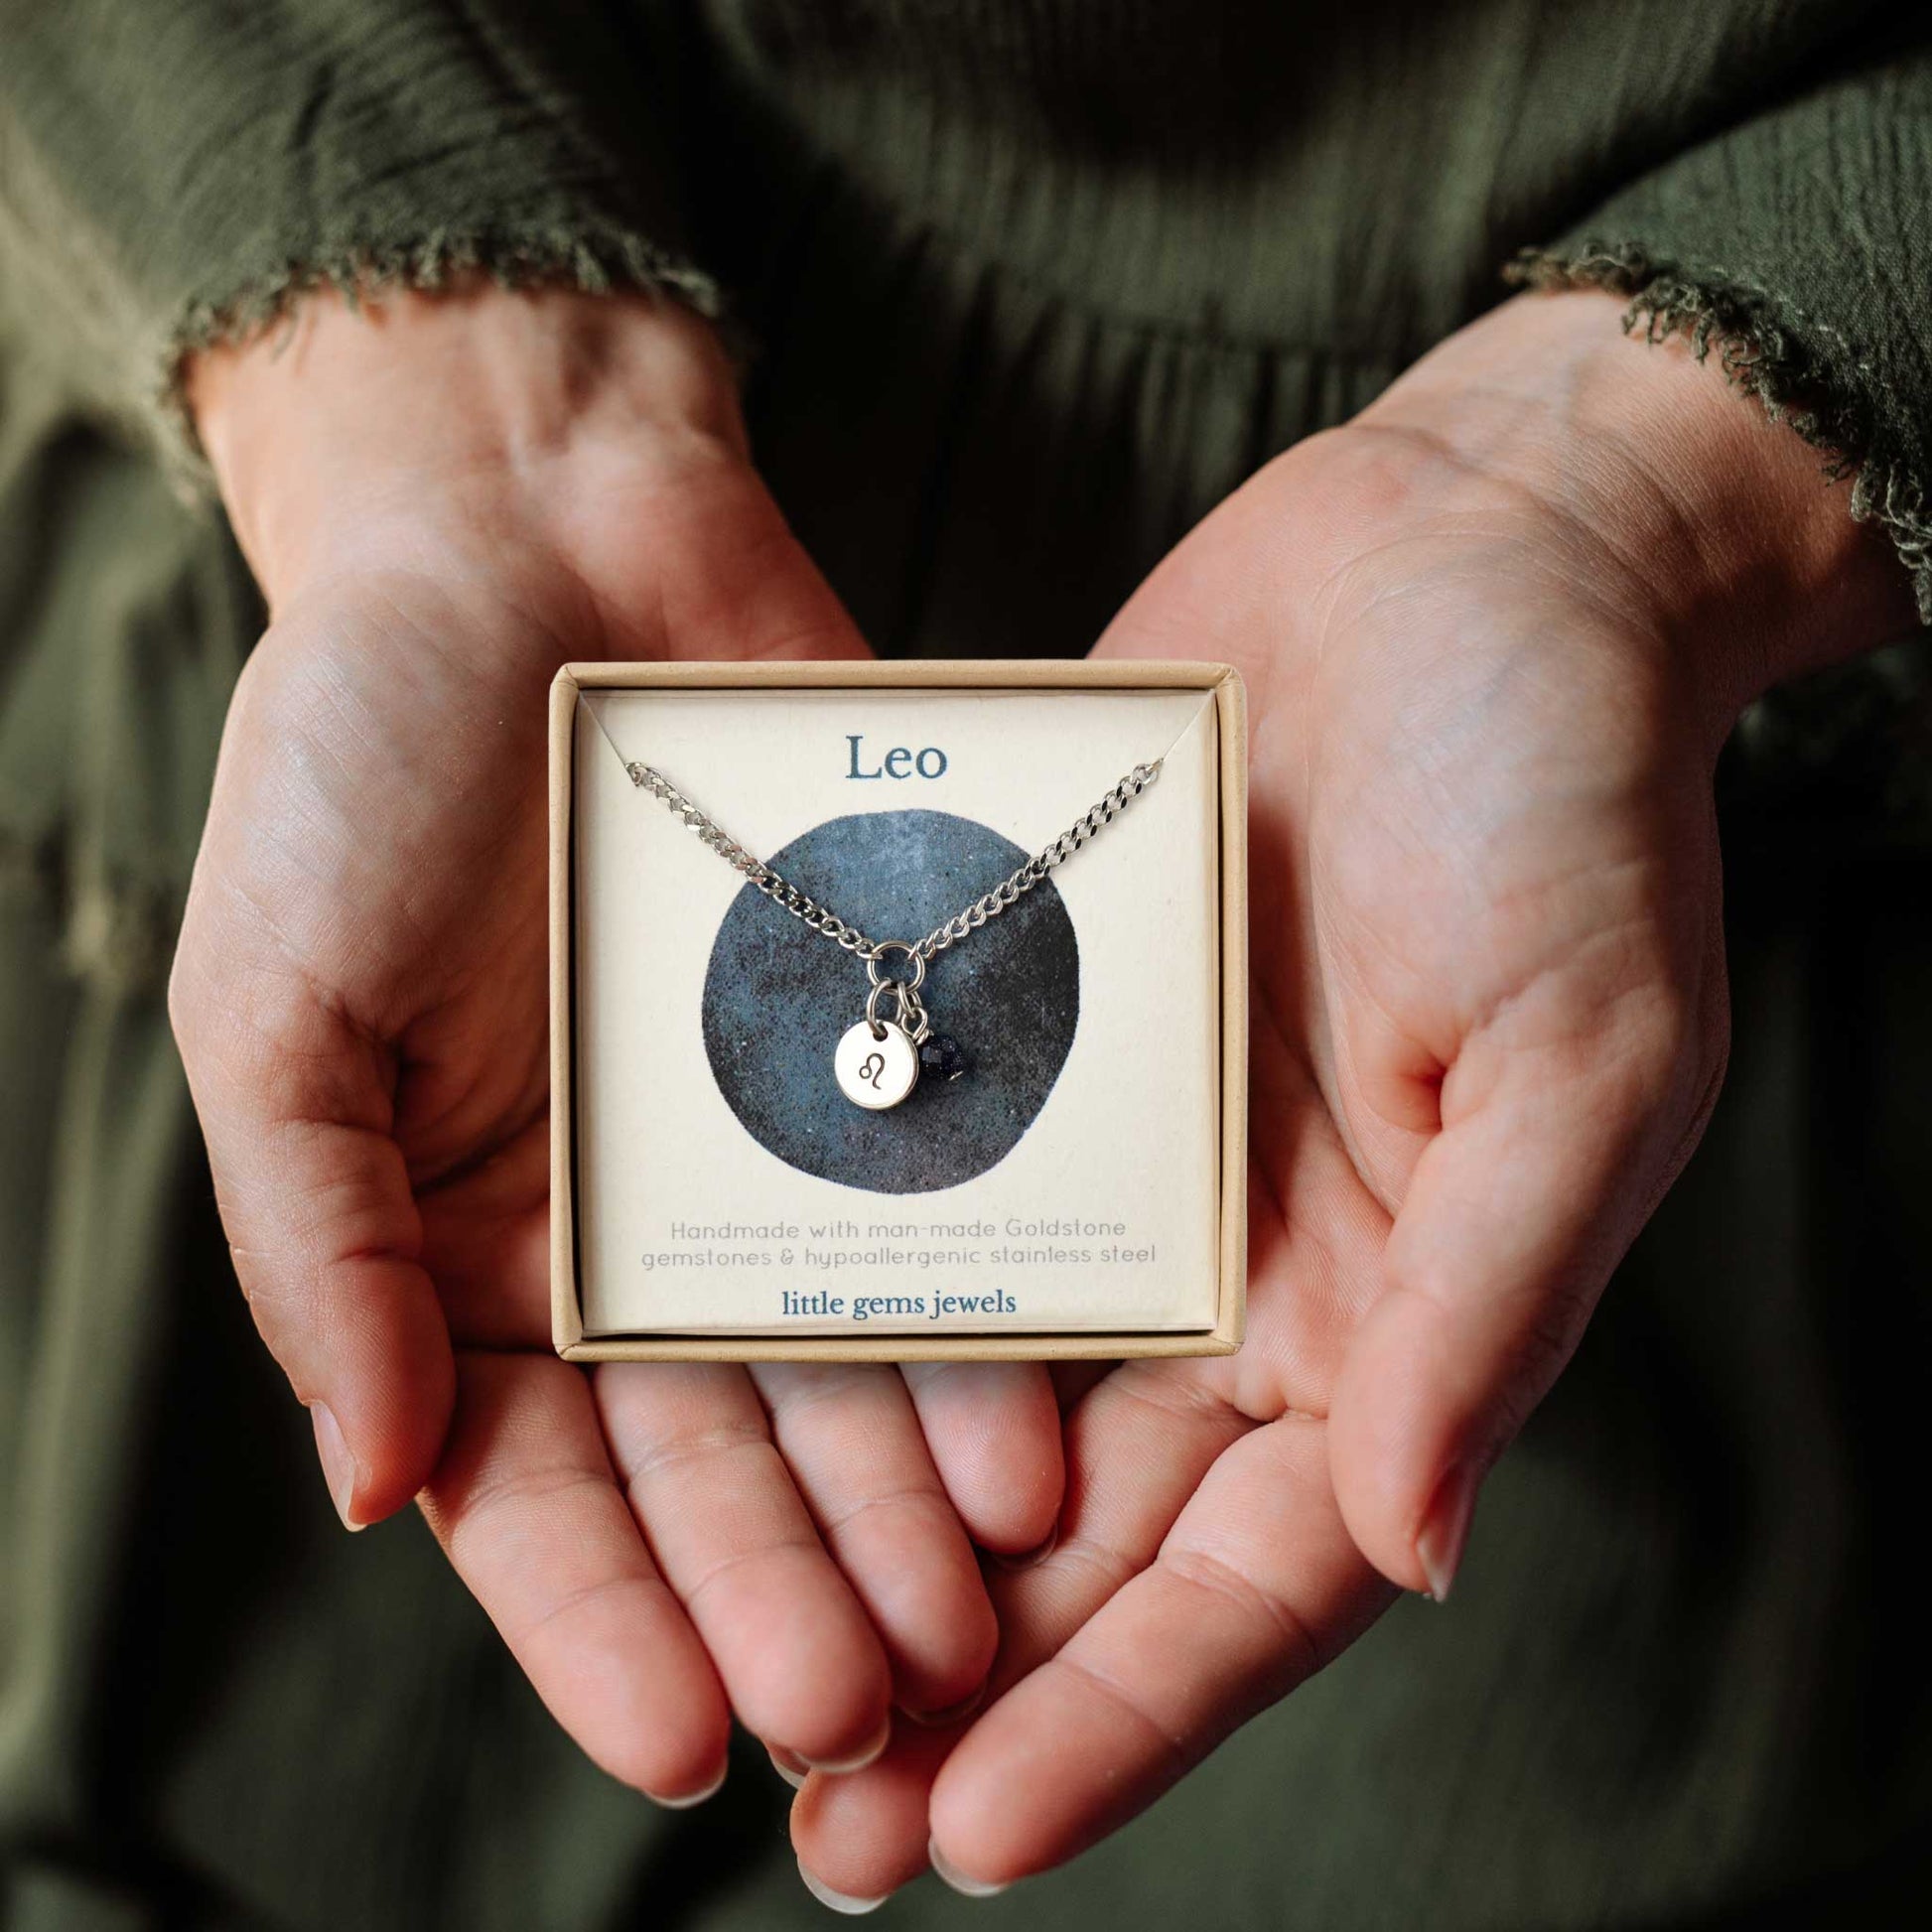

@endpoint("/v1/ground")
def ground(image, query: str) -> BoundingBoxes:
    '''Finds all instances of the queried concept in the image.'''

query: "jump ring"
[894,982,932,1044]
[865,938,927,991]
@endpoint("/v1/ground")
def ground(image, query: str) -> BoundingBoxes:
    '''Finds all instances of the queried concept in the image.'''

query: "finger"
[897,1362,1065,1555]
[415,1122,550,1346]
[927,1418,1388,1887]
[169,949,453,1526]
[790,1362,1251,1901]
[753,1364,999,1718]
[595,1361,895,1768]
[989,1364,1257,1654]
[417,1350,731,1803]
[1328,958,1724,1600]
[791,1724,958,1907]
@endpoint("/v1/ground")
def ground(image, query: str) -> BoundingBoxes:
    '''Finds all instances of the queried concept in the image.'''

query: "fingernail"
[802,1715,891,1775]
[929,1837,1009,1898]
[768,1744,808,1790]
[651,1762,727,1810]
[1417,1460,1479,1602]
[989,1521,1058,1573]
[902,1680,987,1728]
[308,1403,365,1531]
[796,1858,889,1915]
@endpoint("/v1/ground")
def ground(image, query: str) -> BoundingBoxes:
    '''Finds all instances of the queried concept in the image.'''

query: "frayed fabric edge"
[1507,242,1932,626]
[155,221,728,495]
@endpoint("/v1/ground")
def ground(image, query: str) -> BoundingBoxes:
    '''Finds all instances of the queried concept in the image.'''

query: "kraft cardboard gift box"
[550,658,1247,1362]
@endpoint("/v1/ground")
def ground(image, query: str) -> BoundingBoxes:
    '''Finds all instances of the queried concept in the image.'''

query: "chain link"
[625,757,1163,966]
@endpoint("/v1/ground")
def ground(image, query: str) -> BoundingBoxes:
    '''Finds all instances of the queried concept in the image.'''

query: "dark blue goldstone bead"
[919,1033,968,1082]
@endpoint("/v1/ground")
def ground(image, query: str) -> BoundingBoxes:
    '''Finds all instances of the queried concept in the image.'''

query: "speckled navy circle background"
[701,810,1079,1193]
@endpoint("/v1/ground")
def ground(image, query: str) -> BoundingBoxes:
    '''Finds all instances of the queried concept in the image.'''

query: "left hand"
[170,284,1064,1806]
[786,289,1915,1900]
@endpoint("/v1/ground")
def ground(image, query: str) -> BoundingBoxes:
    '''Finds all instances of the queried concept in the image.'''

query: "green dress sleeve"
[0,0,720,474]
[1509,43,1932,624]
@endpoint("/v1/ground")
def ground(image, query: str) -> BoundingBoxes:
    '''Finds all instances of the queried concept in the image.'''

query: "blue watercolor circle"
[701,810,1079,1193]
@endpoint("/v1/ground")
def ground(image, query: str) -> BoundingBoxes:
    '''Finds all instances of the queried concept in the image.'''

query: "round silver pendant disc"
[835,1020,920,1109]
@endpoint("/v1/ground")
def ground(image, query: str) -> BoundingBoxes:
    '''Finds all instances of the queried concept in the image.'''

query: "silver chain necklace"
[626,756,1163,1109]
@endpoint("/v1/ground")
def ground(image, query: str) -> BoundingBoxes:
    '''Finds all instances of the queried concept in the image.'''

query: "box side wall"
[562,658,1234,693]
[550,672,584,1350]
[1214,669,1250,1348]
[563,1332,1240,1363]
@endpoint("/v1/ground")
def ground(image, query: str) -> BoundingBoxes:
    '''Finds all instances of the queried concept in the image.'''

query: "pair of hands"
[170,280,1906,1902]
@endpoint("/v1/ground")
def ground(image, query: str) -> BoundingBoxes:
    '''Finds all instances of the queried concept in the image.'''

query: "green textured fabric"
[1511,42,1932,621]
[3,3,1931,1927]
[0,0,716,470]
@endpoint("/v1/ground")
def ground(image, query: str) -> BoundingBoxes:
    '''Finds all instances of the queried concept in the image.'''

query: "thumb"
[1325,971,1725,1601]
[170,945,455,1529]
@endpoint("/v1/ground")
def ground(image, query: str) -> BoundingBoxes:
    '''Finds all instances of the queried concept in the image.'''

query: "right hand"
[784,288,1915,1899]
[169,283,1064,1800]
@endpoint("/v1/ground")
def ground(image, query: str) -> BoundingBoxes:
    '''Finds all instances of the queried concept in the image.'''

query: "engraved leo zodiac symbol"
[858,1049,887,1089]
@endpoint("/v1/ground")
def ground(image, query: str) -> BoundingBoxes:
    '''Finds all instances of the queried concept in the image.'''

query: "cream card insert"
[574,686,1221,1336]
